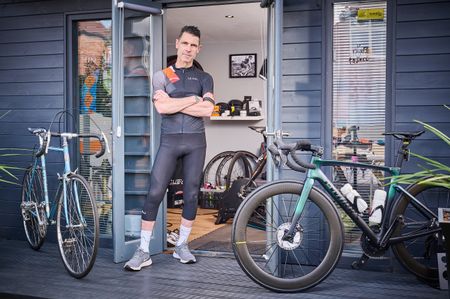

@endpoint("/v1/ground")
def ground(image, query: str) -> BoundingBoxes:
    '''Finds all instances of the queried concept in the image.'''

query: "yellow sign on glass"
[358,8,384,21]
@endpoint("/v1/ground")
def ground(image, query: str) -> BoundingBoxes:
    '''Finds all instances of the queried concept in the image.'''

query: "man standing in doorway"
[124,25,215,270]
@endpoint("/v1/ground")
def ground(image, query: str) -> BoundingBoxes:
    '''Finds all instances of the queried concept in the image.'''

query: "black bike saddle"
[383,130,425,140]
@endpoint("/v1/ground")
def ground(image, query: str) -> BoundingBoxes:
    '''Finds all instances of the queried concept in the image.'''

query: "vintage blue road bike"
[21,123,107,278]
[232,131,449,292]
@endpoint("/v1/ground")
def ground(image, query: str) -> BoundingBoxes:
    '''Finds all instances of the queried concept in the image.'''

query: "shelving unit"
[210,115,264,121]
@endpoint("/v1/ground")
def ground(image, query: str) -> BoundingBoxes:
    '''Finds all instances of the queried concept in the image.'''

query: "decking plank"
[0,239,446,299]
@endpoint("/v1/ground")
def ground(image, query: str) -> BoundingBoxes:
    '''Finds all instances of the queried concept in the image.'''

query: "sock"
[139,230,152,253]
[176,224,192,246]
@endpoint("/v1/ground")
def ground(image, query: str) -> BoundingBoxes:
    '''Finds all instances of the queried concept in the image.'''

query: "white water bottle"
[340,183,368,214]
[369,189,387,224]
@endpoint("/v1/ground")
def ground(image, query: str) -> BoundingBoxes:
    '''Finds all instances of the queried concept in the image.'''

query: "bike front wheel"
[390,183,450,285]
[232,181,344,292]
[21,165,47,250]
[57,173,99,278]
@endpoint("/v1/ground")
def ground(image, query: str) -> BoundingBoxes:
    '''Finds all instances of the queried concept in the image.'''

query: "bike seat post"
[394,138,411,168]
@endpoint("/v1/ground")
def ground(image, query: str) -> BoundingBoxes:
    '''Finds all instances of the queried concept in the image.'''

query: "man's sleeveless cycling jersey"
[152,65,214,134]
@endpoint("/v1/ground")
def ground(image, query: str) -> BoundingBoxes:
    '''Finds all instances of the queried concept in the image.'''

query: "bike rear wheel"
[57,173,99,278]
[201,151,235,187]
[390,183,450,285]
[217,151,257,188]
[225,151,253,189]
[232,181,343,292]
[21,165,47,250]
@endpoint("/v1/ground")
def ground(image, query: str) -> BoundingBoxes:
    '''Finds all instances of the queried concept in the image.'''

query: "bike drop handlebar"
[268,139,322,172]
[28,128,107,158]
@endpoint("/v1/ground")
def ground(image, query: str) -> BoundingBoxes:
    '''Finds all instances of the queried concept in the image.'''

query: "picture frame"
[229,53,257,78]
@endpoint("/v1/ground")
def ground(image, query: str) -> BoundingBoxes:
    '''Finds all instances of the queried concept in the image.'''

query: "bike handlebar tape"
[290,149,316,170]
[296,140,311,151]
[95,137,106,158]
[285,156,306,173]
[268,144,281,167]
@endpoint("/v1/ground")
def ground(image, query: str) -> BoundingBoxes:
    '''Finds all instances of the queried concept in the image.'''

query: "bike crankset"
[360,230,386,258]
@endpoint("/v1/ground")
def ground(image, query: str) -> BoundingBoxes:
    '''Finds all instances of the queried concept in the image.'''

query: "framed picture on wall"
[229,53,257,78]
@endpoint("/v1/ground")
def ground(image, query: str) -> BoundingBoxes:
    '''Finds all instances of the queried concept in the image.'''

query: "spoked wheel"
[232,181,343,292]
[225,152,253,189]
[57,173,99,278]
[217,151,257,188]
[201,151,235,187]
[390,183,450,285]
[21,165,47,250]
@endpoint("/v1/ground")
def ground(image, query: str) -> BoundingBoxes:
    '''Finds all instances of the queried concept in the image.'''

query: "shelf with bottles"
[210,115,264,121]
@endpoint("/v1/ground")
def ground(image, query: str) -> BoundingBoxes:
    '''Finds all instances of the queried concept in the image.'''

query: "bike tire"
[390,182,450,285]
[201,151,235,187]
[57,173,99,278]
[232,181,344,292]
[217,151,257,188]
[21,165,47,250]
[224,152,254,189]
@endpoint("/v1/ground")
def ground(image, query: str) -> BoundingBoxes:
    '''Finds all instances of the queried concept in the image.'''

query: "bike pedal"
[351,253,369,270]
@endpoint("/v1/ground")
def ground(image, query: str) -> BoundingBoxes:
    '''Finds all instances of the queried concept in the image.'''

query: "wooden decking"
[0,239,447,299]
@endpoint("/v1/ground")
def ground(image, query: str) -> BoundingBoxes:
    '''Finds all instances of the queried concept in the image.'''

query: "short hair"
[178,25,201,40]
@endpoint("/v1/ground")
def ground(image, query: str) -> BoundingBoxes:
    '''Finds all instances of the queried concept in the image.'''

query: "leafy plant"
[0,111,30,185]
[394,105,450,188]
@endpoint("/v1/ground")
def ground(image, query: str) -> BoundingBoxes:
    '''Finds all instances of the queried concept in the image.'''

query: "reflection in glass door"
[75,20,113,240]
[332,1,387,253]
[112,2,163,262]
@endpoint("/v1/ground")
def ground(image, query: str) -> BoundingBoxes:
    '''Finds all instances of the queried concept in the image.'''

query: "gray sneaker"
[173,242,196,264]
[124,248,152,271]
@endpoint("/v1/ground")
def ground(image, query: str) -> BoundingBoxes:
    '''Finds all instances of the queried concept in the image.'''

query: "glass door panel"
[332,1,387,253]
[76,20,113,241]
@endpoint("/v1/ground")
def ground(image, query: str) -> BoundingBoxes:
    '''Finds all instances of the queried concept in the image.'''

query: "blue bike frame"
[32,133,85,225]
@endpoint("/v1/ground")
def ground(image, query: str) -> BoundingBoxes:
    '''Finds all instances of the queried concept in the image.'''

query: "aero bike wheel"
[217,151,257,188]
[232,181,343,292]
[57,173,99,278]
[21,165,47,250]
[390,183,450,285]
[225,152,254,189]
[201,151,235,187]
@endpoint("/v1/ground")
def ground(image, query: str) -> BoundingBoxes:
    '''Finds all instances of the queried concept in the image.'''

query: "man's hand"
[153,90,170,102]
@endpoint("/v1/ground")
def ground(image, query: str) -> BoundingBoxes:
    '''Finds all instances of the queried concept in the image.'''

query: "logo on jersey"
[162,66,180,84]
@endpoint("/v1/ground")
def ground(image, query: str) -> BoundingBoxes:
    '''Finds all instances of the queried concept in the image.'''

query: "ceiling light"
[225,15,234,18]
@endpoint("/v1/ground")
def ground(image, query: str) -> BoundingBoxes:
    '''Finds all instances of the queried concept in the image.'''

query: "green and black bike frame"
[283,156,440,248]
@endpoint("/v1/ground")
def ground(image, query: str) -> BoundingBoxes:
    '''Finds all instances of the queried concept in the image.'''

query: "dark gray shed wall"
[281,0,450,178]
[281,0,323,179]
[0,0,110,240]
[394,0,450,172]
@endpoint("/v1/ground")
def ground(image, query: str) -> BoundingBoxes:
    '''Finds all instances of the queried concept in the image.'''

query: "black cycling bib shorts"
[142,65,213,222]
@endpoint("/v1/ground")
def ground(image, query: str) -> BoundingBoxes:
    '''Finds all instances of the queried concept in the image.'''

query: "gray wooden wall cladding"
[0,0,110,240]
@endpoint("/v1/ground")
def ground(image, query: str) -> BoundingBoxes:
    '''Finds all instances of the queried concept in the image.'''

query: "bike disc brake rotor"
[276,222,303,250]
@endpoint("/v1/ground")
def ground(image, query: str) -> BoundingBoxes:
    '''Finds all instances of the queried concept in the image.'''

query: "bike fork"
[282,178,314,241]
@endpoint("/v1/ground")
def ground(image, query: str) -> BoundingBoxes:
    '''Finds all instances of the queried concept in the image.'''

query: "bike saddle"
[248,126,265,134]
[383,130,425,140]
[28,127,46,135]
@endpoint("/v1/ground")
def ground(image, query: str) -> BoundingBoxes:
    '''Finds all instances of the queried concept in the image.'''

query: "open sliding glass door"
[112,0,163,263]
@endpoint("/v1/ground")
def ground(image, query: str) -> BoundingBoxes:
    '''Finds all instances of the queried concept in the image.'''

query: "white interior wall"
[167,40,267,163]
